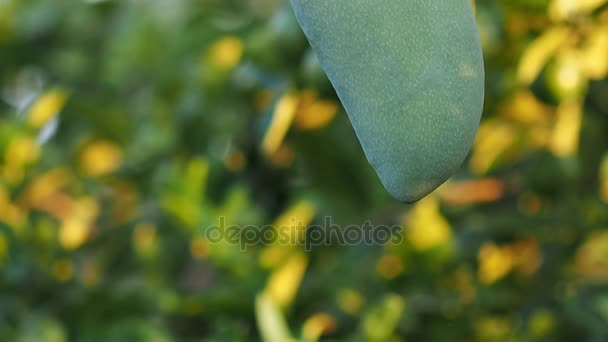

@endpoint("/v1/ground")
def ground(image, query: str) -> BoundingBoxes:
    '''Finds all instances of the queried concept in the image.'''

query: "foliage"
[0,0,607,341]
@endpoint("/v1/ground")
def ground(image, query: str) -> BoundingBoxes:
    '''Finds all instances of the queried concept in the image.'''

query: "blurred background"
[0,0,608,341]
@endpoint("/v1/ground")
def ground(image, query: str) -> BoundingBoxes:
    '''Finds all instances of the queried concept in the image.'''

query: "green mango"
[290,0,485,202]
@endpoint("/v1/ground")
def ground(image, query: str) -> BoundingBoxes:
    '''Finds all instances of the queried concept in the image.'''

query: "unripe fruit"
[290,0,485,202]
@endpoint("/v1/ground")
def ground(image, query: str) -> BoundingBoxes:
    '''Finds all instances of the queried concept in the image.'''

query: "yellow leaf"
[264,251,308,308]
[405,196,452,251]
[80,260,101,287]
[59,217,91,250]
[52,259,73,282]
[273,200,315,246]
[185,157,209,199]
[0,232,8,265]
[207,36,244,71]
[510,238,542,277]
[438,178,505,206]
[581,25,608,79]
[0,1,15,40]
[453,267,476,304]
[23,168,72,208]
[294,89,338,131]
[599,154,608,202]
[28,89,68,128]
[190,235,209,260]
[470,119,517,174]
[133,222,157,259]
[478,243,513,284]
[302,313,336,341]
[79,140,123,177]
[549,0,608,21]
[59,197,99,250]
[376,254,405,279]
[550,100,583,157]
[261,92,299,157]
[499,90,553,124]
[528,310,556,337]
[574,231,608,280]
[475,316,511,340]
[0,186,26,232]
[5,135,40,167]
[337,289,364,315]
[74,196,100,221]
[363,294,406,342]
[225,150,246,172]
[259,244,292,269]
[255,293,295,342]
[517,26,570,85]
[269,144,294,168]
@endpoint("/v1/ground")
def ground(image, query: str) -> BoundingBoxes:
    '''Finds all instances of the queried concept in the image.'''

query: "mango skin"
[290,0,485,202]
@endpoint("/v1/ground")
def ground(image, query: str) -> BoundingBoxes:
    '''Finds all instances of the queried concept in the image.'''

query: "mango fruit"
[290,0,485,202]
